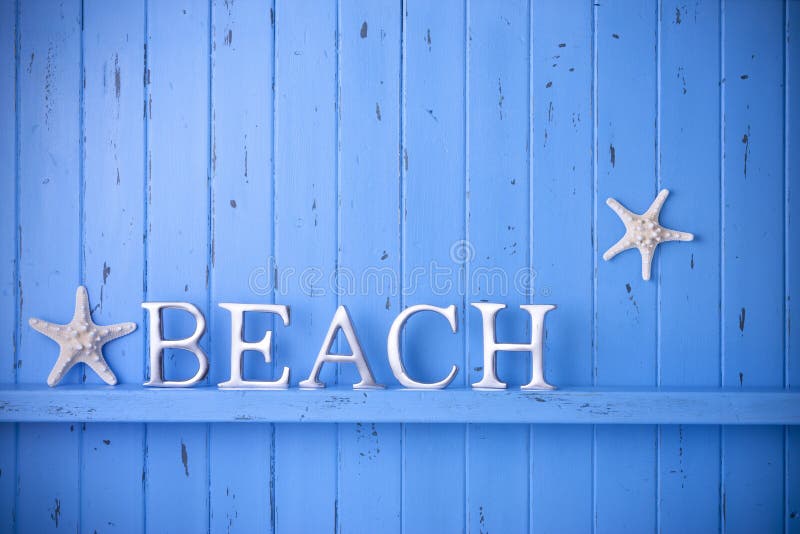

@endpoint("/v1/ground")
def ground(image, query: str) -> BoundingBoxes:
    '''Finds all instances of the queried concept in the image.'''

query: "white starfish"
[603,189,694,281]
[29,286,136,386]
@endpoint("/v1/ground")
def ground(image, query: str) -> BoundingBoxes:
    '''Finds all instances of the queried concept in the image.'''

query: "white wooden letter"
[217,303,291,389]
[299,305,383,390]
[470,302,556,390]
[142,302,209,387]
[387,304,458,389]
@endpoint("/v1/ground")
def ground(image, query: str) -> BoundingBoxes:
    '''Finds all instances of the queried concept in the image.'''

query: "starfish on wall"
[603,189,694,281]
[29,286,137,387]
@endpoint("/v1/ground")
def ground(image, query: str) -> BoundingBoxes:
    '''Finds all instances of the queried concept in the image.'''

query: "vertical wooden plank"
[529,0,594,531]
[658,1,722,532]
[466,0,529,532]
[402,0,466,531]
[81,1,145,532]
[273,0,338,531]
[788,2,800,531]
[208,0,274,531]
[16,0,82,532]
[0,0,17,384]
[145,0,210,531]
[337,0,402,532]
[594,1,658,532]
[722,1,786,532]
[0,0,16,530]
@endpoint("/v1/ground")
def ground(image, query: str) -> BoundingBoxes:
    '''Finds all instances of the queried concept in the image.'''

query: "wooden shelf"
[1,385,798,424]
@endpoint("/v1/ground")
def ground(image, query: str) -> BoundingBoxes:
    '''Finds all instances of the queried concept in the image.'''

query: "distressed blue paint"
[466,0,531,531]
[594,1,659,532]
[401,0,467,531]
[2,385,799,424]
[16,1,82,532]
[529,0,595,530]
[208,0,276,532]
[658,1,722,532]
[336,0,403,532]
[789,2,800,532]
[0,0,16,530]
[1,0,797,532]
[144,1,210,532]
[722,1,787,533]
[272,1,338,531]
[81,1,146,532]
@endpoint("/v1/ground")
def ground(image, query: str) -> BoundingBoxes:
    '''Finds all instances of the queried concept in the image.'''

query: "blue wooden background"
[0,0,798,532]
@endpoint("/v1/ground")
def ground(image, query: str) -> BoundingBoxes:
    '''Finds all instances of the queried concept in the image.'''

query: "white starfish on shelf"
[603,189,694,281]
[29,286,136,387]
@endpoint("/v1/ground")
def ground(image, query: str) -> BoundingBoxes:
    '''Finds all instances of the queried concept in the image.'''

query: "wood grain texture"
[272,1,338,531]
[529,0,595,530]
[0,0,796,531]
[2,385,798,424]
[0,0,16,530]
[788,2,799,532]
[16,1,82,531]
[81,1,146,532]
[401,0,467,531]
[337,1,402,532]
[144,1,210,531]
[722,1,787,532]
[594,1,658,531]
[658,1,722,531]
[208,0,275,532]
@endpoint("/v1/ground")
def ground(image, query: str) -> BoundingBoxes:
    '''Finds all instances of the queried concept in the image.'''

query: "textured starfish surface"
[603,189,694,281]
[29,286,136,387]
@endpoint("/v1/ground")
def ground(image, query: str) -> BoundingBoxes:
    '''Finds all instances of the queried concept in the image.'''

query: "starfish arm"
[84,356,118,385]
[72,285,91,323]
[644,188,670,219]
[29,317,57,337]
[660,226,694,242]
[640,247,655,281]
[603,235,634,261]
[605,197,636,221]
[46,349,78,387]
[100,322,137,342]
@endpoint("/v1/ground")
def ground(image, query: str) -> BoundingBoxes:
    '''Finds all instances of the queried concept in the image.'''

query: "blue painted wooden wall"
[0,0,798,532]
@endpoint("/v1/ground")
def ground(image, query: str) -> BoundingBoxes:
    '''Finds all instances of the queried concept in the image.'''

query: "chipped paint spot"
[50,498,61,527]
[426,28,432,50]
[497,78,504,119]
[375,102,381,121]
[114,53,121,99]
[610,144,616,167]
[742,127,750,177]
[230,199,237,208]
[738,307,746,332]
[181,441,189,477]
[360,21,368,38]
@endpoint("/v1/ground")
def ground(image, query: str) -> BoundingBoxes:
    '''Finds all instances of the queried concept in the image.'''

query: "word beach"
[142,301,557,390]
